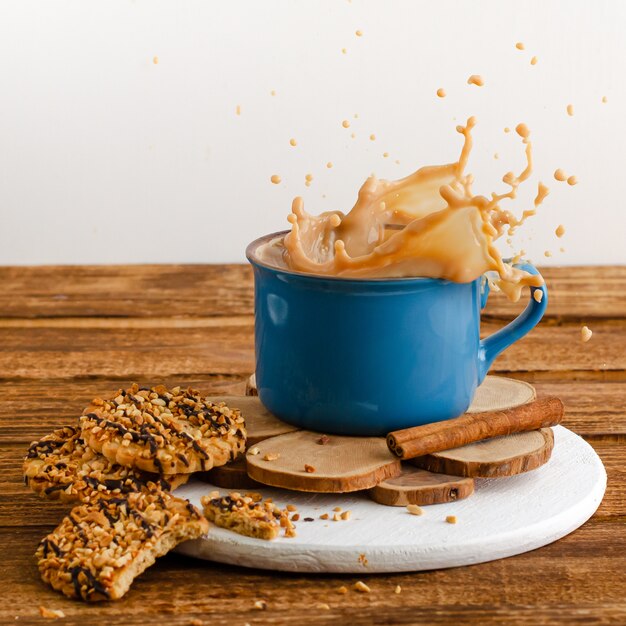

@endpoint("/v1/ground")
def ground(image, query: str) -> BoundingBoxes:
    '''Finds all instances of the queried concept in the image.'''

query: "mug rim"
[246,230,460,286]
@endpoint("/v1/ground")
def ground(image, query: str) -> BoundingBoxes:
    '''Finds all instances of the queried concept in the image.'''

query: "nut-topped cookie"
[201,491,294,540]
[36,490,208,601]
[24,426,188,504]
[80,384,247,475]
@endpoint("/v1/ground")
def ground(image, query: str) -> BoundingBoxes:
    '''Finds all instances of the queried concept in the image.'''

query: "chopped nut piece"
[317,435,330,445]
[341,510,351,520]
[332,513,341,522]
[358,554,368,566]
[581,326,593,342]
[394,585,402,594]
[39,606,65,619]
[304,464,316,473]
[248,447,260,456]
[291,513,300,521]
[333,506,342,512]
[286,504,297,512]
[284,526,297,538]
[354,581,371,593]
[263,453,280,462]
[407,504,423,516]
[320,513,329,520]
[254,600,267,610]
[337,585,348,594]
[446,515,457,524]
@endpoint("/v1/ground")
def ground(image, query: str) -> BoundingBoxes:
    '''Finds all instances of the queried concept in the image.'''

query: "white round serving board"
[175,426,606,573]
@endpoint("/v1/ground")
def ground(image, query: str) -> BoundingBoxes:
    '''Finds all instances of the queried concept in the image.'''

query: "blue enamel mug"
[247,232,547,436]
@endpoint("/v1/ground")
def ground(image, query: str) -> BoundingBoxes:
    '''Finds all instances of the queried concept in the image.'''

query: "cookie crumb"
[304,464,316,473]
[263,453,280,461]
[581,326,593,342]
[354,581,371,593]
[38,607,65,619]
[394,585,402,594]
[254,600,267,610]
[407,504,423,516]
[446,515,457,524]
[337,585,348,594]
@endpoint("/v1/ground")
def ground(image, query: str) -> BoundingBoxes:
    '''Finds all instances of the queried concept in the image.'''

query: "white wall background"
[0,0,624,266]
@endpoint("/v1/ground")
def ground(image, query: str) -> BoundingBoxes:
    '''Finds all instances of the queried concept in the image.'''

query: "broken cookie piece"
[200,492,292,540]
[36,490,208,601]
[80,384,247,474]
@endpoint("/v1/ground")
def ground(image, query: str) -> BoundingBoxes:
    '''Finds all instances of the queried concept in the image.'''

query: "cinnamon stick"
[386,396,564,460]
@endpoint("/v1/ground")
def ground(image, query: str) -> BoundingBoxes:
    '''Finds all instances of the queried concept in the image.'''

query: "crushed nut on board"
[263,453,280,461]
[39,606,65,619]
[316,603,331,610]
[354,581,371,593]
[254,600,268,610]
[284,526,297,538]
[394,585,402,594]
[248,447,260,456]
[581,326,593,342]
[317,435,330,445]
[407,504,423,516]
[333,506,342,512]
[320,513,329,520]
[446,515,457,524]
[337,585,348,594]
[286,504,297,512]
[332,512,341,521]
[291,513,300,522]
[358,554,369,566]
[341,510,351,520]
[304,464,316,473]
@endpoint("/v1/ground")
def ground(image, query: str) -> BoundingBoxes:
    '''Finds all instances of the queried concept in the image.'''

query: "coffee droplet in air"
[515,42,525,50]
[289,138,297,147]
[355,29,363,37]
[342,48,347,54]
[567,175,578,186]
[271,90,276,96]
[533,290,543,303]
[270,175,281,184]
[530,56,538,65]
[342,120,351,128]
[555,224,565,238]
[581,326,593,342]
[383,152,389,158]
[153,56,159,65]
[369,134,376,141]
[554,169,567,182]
[326,162,333,169]
[602,96,608,103]
[436,88,446,98]
[567,104,574,116]
[515,123,530,139]
[236,105,241,116]
[494,153,499,160]
[467,74,484,87]
[305,173,313,187]
[544,250,552,258]
[504,127,511,133]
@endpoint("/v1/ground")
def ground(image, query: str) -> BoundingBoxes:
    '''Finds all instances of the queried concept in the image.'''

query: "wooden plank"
[0,320,622,382]
[1,439,623,525]
[1,378,625,448]
[0,265,624,321]
[0,264,254,319]
[1,521,625,625]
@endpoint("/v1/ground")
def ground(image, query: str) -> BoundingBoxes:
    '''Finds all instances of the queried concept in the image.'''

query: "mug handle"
[478,263,547,383]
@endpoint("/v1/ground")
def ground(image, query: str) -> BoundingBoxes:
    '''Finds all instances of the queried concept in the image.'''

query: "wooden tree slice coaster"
[410,428,554,478]
[369,465,474,507]
[246,431,402,493]
[245,374,258,397]
[467,375,536,413]
[208,395,299,445]
[198,457,262,490]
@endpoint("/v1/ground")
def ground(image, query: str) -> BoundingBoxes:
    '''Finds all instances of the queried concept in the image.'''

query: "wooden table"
[1,265,624,625]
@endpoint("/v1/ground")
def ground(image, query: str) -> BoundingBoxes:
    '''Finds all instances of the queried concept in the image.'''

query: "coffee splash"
[256,117,546,302]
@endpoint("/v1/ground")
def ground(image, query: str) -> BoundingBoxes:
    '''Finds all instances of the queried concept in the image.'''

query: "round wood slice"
[410,428,554,478]
[245,374,258,397]
[198,458,262,490]
[369,465,474,506]
[208,395,299,445]
[467,375,536,413]
[246,431,402,493]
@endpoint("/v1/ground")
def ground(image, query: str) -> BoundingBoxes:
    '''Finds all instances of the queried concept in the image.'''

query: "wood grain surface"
[0,264,624,625]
